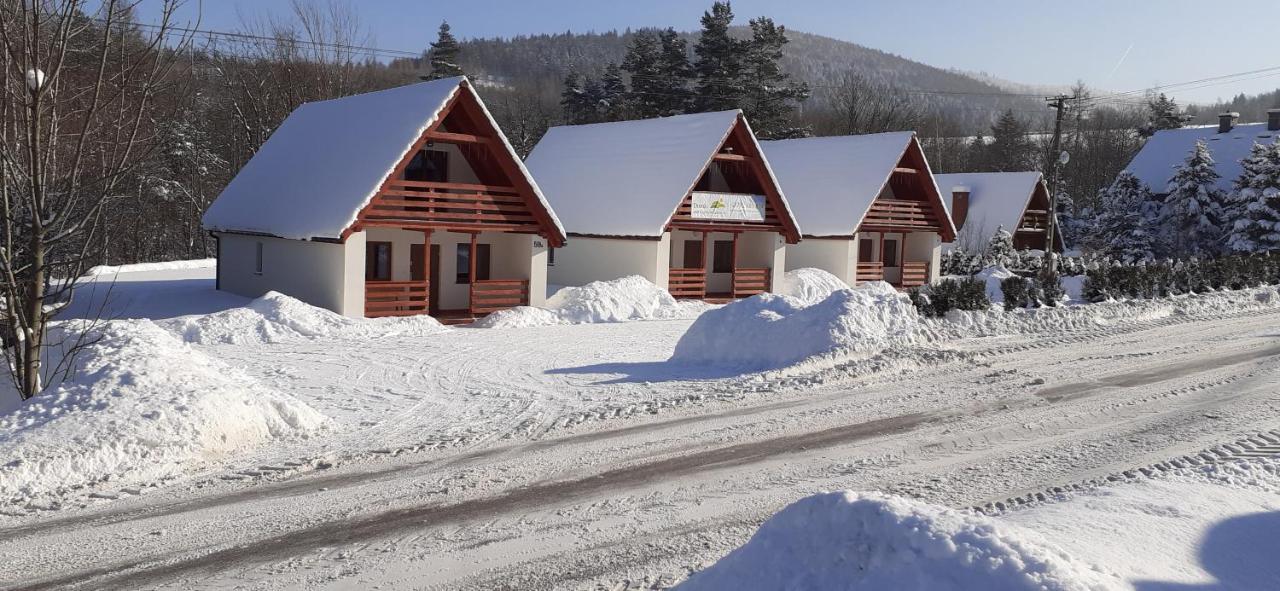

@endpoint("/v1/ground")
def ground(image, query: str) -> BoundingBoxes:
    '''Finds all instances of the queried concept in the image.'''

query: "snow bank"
[476,276,713,328]
[472,306,563,329]
[780,268,850,307]
[0,320,327,503]
[165,291,446,344]
[976,265,1016,304]
[678,491,1121,591]
[86,258,216,276]
[671,283,919,371]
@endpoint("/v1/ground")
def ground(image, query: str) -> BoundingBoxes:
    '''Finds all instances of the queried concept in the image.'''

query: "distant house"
[203,77,566,322]
[1125,110,1280,196]
[761,133,956,288]
[525,110,801,301]
[934,171,1063,253]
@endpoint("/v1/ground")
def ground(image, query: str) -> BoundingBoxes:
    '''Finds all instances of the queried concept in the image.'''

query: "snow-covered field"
[2,263,1279,590]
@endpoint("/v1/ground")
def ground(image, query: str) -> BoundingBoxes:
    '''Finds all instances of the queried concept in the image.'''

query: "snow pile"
[86,258,216,276]
[476,276,712,328]
[0,320,327,503]
[472,306,563,329]
[677,490,1121,591]
[780,268,850,307]
[166,291,446,344]
[671,283,919,371]
[975,265,1016,304]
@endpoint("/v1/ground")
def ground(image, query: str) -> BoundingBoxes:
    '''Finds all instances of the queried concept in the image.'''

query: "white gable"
[202,77,564,241]
[525,110,744,237]
[934,171,1043,251]
[760,132,948,237]
[1125,123,1278,194]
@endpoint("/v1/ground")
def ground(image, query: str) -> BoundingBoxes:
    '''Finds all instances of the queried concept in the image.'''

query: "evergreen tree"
[1139,93,1183,137]
[985,110,1038,172]
[560,70,594,124]
[1092,171,1157,262]
[982,226,1017,268]
[1165,140,1227,257]
[426,21,464,80]
[1227,141,1280,253]
[692,2,743,112]
[740,16,809,138]
[655,28,694,115]
[621,31,664,118]
[598,63,628,121]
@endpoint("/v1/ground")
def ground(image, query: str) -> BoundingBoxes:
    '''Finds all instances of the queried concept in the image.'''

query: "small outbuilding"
[761,132,956,288]
[525,110,801,301]
[933,171,1063,253]
[203,77,566,321]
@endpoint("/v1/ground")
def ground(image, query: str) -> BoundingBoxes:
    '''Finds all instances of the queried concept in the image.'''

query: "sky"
[133,0,1280,105]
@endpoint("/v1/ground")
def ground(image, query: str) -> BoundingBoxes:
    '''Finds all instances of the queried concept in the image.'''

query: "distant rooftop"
[1124,122,1278,194]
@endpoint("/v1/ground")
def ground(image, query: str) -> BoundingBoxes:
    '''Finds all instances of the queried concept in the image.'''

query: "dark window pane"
[405,150,448,183]
[682,240,703,268]
[858,238,874,263]
[366,242,392,281]
[883,239,900,267]
[456,243,470,284]
[410,244,425,281]
[712,240,733,273]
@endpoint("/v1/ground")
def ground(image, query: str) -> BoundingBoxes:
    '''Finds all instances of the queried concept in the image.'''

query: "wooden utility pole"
[1042,94,1071,271]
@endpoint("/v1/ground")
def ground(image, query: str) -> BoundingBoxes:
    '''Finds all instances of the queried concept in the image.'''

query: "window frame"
[366,241,393,281]
[712,240,734,274]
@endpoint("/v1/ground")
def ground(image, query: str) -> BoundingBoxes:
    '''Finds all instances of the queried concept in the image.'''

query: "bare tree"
[829,73,923,135]
[0,0,189,399]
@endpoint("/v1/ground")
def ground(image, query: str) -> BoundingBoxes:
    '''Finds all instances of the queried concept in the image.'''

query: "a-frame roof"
[203,77,565,242]
[1125,123,1277,195]
[934,171,1063,252]
[760,132,957,240]
[525,110,800,240]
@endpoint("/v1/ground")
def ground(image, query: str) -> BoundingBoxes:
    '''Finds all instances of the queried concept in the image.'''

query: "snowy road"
[3,290,1279,590]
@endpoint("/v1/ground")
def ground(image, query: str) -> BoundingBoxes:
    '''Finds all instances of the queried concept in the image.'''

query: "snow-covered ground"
[1,262,1279,590]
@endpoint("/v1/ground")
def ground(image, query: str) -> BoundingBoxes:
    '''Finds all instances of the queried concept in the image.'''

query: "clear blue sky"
[136,0,1279,105]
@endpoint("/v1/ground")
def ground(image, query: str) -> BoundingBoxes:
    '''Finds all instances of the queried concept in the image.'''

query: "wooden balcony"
[669,268,706,299]
[861,199,941,232]
[855,261,884,284]
[469,279,529,315]
[900,261,929,288]
[732,268,770,298]
[362,180,542,233]
[365,280,429,318]
[1018,209,1050,232]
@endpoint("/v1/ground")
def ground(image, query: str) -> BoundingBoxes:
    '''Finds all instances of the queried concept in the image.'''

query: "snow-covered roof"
[203,77,564,241]
[1125,123,1279,194]
[525,110,796,238]
[934,171,1044,250]
[760,132,955,238]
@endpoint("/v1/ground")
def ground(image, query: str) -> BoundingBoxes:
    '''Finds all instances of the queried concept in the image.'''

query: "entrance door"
[682,240,704,269]
[429,244,441,314]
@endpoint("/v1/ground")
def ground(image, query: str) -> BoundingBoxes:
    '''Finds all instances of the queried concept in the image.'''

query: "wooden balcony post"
[701,230,710,299]
[468,232,478,315]
[730,231,739,296]
[422,229,433,311]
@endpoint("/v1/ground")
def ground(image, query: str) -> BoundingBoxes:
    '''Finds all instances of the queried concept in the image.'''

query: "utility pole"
[1043,94,1071,272]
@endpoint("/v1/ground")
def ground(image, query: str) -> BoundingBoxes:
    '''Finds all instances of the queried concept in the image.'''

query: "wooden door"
[410,244,425,281]
[429,244,441,313]
[682,240,703,269]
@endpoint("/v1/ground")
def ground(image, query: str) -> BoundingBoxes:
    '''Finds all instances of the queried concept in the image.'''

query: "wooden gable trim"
[855,137,956,242]
[1012,179,1064,253]
[342,80,565,247]
[663,114,802,243]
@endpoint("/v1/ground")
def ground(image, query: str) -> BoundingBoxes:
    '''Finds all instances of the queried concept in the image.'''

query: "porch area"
[853,231,934,289]
[361,228,540,322]
[667,229,780,301]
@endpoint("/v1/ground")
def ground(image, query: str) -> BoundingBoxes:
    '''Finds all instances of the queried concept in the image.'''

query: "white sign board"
[689,192,767,222]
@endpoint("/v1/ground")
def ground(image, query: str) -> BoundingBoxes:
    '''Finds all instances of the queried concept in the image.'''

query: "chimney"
[1218,112,1239,134]
[950,186,970,229]
[1268,109,1280,132]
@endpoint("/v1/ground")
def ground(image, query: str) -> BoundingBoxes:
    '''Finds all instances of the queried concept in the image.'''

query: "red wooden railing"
[469,279,529,315]
[731,267,770,298]
[856,261,884,284]
[861,199,940,232]
[668,268,706,299]
[1018,209,1050,232]
[361,180,540,232]
[365,280,429,318]
[900,261,929,288]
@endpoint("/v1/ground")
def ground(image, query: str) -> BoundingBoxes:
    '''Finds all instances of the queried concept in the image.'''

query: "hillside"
[393,28,1055,133]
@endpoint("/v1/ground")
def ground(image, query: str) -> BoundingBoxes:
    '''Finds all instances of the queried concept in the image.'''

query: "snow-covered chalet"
[933,171,1064,254]
[1124,110,1280,197]
[202,77,567,322]
[761,133,956,288]
[525,110,802,301]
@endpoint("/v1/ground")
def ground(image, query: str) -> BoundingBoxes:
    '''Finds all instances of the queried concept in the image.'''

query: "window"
[858,238,874,263]
[366,241,392,281]
[254,242,264,275]
[456,242,491,283]
[712,240,733,273]
[883,239,900,267]
[547,247,556,267]
[682,240,703,269]
[404,149,449,183]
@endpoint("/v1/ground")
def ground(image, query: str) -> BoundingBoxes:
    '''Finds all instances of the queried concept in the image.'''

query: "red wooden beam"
[422,130,490,144]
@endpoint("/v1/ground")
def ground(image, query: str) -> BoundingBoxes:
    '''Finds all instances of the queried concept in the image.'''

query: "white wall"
[905,232,942,283]
[785,239,855,285]
[548,236,669,289]
[216,232,362,317]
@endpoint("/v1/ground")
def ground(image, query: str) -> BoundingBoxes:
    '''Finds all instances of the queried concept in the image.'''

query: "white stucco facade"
[549,231,785,294]
[784,232,941,287]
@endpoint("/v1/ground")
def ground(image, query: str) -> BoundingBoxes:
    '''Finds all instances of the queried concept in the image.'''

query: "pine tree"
[985,110,1037,172]
[560,70,594,125]
[621,31,663,118]
[1228,141,1280,253]
[655,28,694,115]
[1092,171,1157,262]
[427,21,464,80]
[982,226,1017,268]
[692,2,743,112]
[740,16,809,138]
[1165,140,1227,257]
[598,63,628,121]
[1139,93,1183,137]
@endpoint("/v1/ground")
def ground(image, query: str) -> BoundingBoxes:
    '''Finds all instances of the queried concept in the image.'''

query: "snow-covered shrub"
[1037,267,1065,307]
[1000,275,1033,311]
[1165,140,1229,257]
[940,248,980,276]
[1083,252,1280,302]
[980,227,1016,268]
[909,277,989,317]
